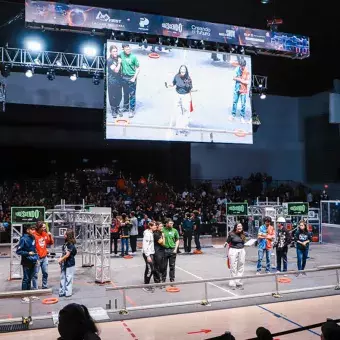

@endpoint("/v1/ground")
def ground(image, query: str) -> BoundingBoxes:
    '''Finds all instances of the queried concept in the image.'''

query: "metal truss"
[45,209,111,283]
[10,224,23,280]
[0,47,268,90]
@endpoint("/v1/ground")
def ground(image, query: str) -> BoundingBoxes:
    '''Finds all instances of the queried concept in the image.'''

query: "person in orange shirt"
[256,216,275,274]
[32,221,54,289]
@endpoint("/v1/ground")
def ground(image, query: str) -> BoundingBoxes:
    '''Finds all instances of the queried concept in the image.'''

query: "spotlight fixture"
[70,72,77,81]
[47,69,55,81]
[261,0,270,3]
[25,69,33,78]
[83,46,97,57]
[92,72,100,85]
[260,92,266,99]
[26,40,42,52]
[2,65,11,77]
[56,58,63,67]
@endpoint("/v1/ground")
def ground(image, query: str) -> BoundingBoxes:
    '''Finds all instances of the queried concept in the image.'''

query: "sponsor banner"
[11,206,45,224]
[287,203,309,216]
[226,203,248,216]
[25,0,309,55]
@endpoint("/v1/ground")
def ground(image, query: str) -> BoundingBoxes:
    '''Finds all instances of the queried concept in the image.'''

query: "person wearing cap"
[256,216,275,274]
[16,225,39,300]
[32,221,54,289]
[274,216,291,274]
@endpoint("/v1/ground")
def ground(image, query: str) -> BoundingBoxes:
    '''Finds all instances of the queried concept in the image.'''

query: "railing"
[105,265,340,314]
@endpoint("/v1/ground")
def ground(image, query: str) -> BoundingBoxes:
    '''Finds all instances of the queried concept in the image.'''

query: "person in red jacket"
[32,221,54,289]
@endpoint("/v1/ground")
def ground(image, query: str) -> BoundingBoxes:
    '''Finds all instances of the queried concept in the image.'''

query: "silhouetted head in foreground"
[256,327,273,340]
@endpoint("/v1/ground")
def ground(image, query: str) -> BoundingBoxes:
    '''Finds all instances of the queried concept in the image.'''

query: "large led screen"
[105,40,253,143]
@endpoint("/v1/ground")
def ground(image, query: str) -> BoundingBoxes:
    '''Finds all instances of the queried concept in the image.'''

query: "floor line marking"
[258,305,320,336]
[176,266,238,297]
[120,320,138,339]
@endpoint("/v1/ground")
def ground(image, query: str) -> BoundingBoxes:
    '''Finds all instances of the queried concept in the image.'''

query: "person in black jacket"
[58,303,101,340]
[16,225,38,297]
[294,220,312,276]
[274,217,291,274]
[225,223,246,290]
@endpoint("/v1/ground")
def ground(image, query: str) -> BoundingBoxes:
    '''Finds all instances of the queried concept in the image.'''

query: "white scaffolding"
[45,209,111,283]
[10,224,23,280]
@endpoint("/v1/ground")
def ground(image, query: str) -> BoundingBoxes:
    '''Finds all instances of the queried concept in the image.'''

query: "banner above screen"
[25,0,309,56]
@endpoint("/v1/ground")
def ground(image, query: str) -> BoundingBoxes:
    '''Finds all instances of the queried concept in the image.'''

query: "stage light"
[70,72,77,81]
[56,58,62,67]
[47,69,55,81]
[2,65,10,77]
[261,0,270,3]
[92,72,100,85]
[26,40,42,52]
[260,93,266,99]
[83,46,97,57]
[25,69,33,78]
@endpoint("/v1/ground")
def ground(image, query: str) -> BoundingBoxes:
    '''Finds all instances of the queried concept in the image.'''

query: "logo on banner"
[96,11,122,24]
[139,17,149,31]
[191,25,211,37]
[219,29,236,39]
[162,22,183,34]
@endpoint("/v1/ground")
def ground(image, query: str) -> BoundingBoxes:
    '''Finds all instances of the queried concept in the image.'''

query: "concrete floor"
[0,242,339,325]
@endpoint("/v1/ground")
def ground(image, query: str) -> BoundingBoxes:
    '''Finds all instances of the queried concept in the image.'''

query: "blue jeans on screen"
[257,248,271,272]
[22,265,35,291]
[297,247,309,270]
[122,77,136,112]
[59,266,75,297]
[32,256,49,289]
[232,92,246,118]
[121,238,129,256]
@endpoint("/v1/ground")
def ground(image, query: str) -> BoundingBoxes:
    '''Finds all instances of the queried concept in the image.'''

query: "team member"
[153,222,166,287]
[294,220,312,276]
[180,212,194,253]
[32,221,54,289]
[162,219,180,284]
[120,44,140,118]
[129,211,138,255]
[16,225,38,298]
[192,210,202,254]
[166,65,193,132]
[256,217,275,274]
[110,211,120,256]
[230,58,250,123]
[142,222,156,292]
[107,44,122,118]
[119,213,131,257]
[275,217,291,274]
[58,229,77,298]
[226,223,246,290]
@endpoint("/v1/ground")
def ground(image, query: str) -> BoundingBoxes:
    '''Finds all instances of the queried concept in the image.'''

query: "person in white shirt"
[129,211,139,255]
[142,222,157,292]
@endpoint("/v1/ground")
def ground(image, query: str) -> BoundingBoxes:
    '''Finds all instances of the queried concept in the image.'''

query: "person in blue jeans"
[16,225,39,302]
[256,217,275,274]
[294,220,312,277]
[119,213,131,256]
[58,229,77,297]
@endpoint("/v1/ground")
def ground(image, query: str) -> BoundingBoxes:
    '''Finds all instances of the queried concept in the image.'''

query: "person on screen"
[107,45,122,118]
[120,44,140,118]
[165,65,193,134]
[230,58,250,124]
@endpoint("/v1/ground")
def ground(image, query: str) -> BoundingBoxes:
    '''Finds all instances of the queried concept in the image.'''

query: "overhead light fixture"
[47,69,55,81]
[92,72,100,85]
[2,65,11,77]
[83,46,97,57]
[70,72,77,81]
[260,93,266,99]
[26,40,42,52]
[25,69,33,78]
[56,58,62,67]
[261,0,270,3]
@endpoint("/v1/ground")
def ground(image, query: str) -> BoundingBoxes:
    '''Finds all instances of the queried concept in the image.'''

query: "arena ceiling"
[0,0,337,97]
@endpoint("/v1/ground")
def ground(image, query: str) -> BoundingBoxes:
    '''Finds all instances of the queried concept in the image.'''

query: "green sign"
[287,203,309,216]
[11,206,45,224]
[226,203,248,216]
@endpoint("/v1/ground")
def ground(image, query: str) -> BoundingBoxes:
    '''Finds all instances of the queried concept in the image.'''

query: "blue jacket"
[16,234,38,266]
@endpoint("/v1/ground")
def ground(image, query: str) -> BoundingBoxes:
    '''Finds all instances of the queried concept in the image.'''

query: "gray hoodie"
[142,229,155,257]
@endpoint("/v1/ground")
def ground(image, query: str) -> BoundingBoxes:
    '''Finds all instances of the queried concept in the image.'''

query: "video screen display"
[105,40,253,144]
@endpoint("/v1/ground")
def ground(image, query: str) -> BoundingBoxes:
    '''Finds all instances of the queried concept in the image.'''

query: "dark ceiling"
[0,0,337,96]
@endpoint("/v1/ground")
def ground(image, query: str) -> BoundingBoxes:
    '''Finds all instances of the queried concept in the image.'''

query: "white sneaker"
[31,296,40,301]
[256,272,261,275]
[132,252,136,255]
[21,297,30,303]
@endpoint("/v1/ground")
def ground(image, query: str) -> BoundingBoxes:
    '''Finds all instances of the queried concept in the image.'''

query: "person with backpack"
[16,225,39,302]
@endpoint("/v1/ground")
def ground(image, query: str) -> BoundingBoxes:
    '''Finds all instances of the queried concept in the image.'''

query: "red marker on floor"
[188,329,211,335]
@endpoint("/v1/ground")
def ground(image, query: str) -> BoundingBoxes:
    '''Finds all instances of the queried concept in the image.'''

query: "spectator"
[129,211,138,255]
[180,212,194,254]
[110,211,120,256]
[119,213,131,257]
[274,217,291,274]
[58,303,101,340]
[16,225,38,301]
[321,320,340,340]
[153,222,166,287]
[142,222,156,292]
[294,220,312,276]
[192,210,202,253]
[256,327,273,340]
[58,229,77,298]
